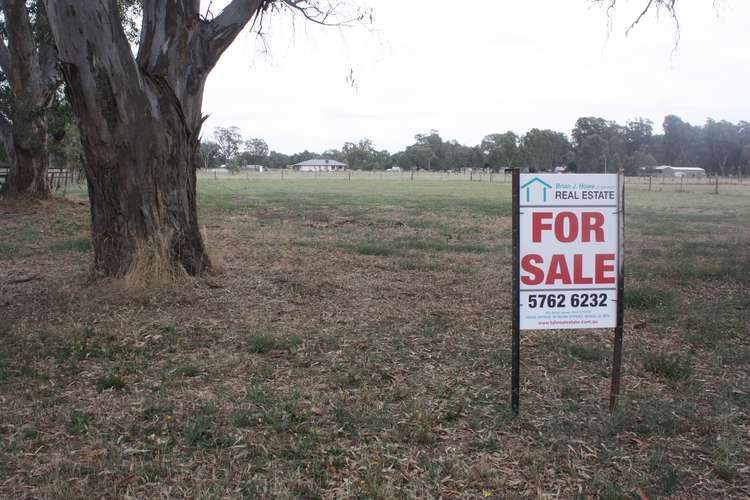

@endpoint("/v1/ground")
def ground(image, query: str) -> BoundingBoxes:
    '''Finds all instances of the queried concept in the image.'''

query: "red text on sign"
[532,211,605,243]
[521,254,616,286]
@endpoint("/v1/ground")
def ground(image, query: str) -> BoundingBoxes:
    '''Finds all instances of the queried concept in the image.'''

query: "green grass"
[197,178,513,218]
[624,287,674,310]
[184,408,232,449]
[568,343,609,362]
[682,295,747,348]
[642,352,693,382]
[95,374,127,392]
[68,411,94,436]
[645,444,685,496]
[342,236,493,257]
[171,363,203,378]
[0,242,20,258]
[245,332,302,353]
[49,237,93,253]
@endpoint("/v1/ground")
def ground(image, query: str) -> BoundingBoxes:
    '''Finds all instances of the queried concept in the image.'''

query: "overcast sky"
[202,0,750,153]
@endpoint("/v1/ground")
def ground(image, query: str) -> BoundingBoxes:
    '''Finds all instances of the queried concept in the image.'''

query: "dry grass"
[122,232,187,289]
[0,179,748,498]
[202,226,226,274]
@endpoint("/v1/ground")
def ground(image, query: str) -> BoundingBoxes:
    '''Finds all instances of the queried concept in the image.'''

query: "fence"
[48,168,86,190]
[623,174,746,194]
[0,167,743,194]
[198,169,516,184]
[197,169,747,192]
[0,167,85,191]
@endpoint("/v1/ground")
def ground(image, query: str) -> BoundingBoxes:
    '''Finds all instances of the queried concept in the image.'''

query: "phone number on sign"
[526,293,608,308]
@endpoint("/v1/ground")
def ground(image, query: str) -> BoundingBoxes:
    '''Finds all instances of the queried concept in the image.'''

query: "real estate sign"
[517,174,622,330]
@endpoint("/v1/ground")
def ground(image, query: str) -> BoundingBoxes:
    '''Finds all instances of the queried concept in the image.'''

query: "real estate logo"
[521,177,552,203]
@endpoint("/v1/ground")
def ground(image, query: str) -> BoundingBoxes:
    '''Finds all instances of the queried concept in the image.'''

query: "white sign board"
[519,174,620,330]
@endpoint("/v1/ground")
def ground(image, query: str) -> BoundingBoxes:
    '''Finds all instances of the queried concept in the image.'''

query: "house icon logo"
[521,177,552,203]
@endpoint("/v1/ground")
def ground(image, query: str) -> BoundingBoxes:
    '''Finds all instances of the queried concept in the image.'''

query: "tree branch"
[202,0,265,70]
[138,0,201,66]
[278,0,372,27]
[594,0,680,47]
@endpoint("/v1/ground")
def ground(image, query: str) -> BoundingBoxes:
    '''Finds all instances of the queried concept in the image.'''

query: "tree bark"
[0,0,58,199]
[43,0,263,276]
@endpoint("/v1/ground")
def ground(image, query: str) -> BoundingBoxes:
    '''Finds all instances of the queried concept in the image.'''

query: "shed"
[653,166,706,178]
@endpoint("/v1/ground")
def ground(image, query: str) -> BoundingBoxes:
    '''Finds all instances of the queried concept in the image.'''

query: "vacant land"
[1,178,748,498]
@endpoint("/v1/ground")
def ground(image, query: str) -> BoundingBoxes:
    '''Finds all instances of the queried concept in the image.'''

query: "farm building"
[651,166,707,178]
[293,159,348,172]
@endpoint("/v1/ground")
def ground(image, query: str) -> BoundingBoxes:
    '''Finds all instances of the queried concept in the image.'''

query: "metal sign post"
[609,170,625,411]
[511,168,521,415]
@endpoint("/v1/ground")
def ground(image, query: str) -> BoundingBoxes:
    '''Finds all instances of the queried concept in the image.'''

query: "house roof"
[653,166,706,172]
[293,159,348,167]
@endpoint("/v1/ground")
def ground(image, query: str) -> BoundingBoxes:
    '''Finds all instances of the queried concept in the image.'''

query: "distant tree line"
[201,115,750,176]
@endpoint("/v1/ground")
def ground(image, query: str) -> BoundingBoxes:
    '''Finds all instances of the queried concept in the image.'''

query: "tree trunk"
[1,100,50,198]
[0,0,59,199]
[60,55,210,276]
[44,0,263,276]
[78,86,208,277]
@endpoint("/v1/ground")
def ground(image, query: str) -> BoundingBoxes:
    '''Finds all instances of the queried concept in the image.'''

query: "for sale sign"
[518,174,622,330]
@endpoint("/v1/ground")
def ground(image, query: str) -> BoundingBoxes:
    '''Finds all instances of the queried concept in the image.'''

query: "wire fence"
[198,169,518,183]
[0,166,744,196]
[197,169,747,194]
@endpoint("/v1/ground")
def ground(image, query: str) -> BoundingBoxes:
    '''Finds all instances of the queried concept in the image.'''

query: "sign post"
[511,169,521,414]
[609,170,625,411]
[511,170,624,413]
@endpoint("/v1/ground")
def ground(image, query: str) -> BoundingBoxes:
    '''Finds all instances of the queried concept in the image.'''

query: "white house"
[293,159,348,172]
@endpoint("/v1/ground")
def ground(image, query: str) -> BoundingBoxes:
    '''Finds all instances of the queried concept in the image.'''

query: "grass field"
[1,178,748,498]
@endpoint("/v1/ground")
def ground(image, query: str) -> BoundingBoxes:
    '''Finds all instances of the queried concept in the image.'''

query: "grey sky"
[202,0,750,153]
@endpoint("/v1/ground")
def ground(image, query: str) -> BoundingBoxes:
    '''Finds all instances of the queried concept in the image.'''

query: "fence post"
[648,176,652,191]
[715,175,719,195]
